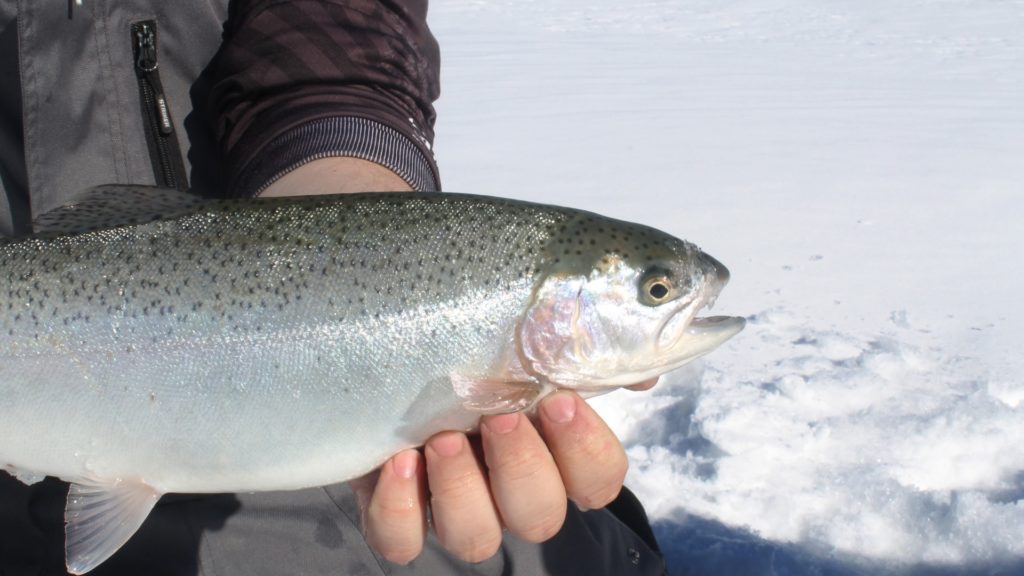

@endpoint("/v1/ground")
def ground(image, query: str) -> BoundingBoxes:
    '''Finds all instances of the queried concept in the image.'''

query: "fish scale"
[0,186,744,574]
[5,194,555,345]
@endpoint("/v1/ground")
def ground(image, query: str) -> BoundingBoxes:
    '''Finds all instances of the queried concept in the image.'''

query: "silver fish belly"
[0,187,744,573]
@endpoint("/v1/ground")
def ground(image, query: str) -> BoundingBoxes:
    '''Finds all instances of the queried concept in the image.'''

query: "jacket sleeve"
[206,0,441,196]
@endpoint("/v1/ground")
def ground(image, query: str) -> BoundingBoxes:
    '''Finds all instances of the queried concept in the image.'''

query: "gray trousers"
[0,475,665,575]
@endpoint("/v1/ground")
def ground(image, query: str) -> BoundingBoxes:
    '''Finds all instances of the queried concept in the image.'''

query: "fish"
[0,186,744,573]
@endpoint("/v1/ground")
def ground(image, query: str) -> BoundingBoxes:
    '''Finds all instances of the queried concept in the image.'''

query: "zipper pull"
[133,23,173,135]
[134,23,158,73]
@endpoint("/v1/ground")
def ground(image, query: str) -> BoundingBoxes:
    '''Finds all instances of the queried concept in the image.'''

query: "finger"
[481,412,567,543]
[626,377,659,391]
[363,450,428,565]
[425,431,503,563]
[537,391,628,510]
[348,469,380,529]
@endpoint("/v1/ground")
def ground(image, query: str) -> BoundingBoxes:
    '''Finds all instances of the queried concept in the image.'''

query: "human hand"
[351,385,654,564]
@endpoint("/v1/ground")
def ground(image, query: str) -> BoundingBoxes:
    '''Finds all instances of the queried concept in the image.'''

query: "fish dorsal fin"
[64,478,162,575]
[33,185,209,236]
[451,374,548,414]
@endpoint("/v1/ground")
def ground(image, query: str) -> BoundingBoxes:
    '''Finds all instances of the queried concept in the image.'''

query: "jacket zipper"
[131,20,188,191]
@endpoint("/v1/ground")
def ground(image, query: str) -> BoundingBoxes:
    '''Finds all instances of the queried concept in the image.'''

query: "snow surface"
[430,1,1024,574]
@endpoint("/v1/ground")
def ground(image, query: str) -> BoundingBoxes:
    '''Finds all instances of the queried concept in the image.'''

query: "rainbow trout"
[0,186,743,573]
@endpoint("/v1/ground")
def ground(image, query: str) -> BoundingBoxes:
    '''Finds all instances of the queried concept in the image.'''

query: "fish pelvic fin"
[64,478,162,574]
[451,374,548,414]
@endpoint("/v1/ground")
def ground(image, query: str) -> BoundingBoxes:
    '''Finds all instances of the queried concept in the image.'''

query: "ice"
[431,0,1024,573]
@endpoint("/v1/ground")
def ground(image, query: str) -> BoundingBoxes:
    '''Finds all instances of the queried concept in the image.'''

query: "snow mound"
[592,309,1024,571]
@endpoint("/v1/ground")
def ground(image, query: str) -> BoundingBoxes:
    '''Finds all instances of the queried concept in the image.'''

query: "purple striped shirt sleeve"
[207,0,441,196]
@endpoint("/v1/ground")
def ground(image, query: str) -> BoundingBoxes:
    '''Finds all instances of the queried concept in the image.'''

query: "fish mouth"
[653,312,745,374]
[653,253,745,370]
[656,303,745,364]
[681,251,744,348]
[685,314,746,344]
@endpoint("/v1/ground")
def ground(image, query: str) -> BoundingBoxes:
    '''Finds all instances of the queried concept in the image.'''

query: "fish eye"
[640,272,674,305]
[649,282,670,300]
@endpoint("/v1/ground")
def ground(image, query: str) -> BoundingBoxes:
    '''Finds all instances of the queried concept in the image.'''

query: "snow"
[430,1,1024,574]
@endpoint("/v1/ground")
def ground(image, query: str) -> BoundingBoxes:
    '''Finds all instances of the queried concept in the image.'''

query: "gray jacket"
[0,0,226,236]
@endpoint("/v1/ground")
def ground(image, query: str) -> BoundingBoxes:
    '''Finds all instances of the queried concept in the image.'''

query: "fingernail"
[484,412,520,435]
[541,392,577,424]
[429,432,465,458]
[393,450,418,479]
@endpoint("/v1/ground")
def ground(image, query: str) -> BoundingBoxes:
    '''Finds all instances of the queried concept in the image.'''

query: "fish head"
[518,215,744,390]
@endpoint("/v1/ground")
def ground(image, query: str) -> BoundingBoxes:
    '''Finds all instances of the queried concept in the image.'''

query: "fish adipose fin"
[64,478,162,574]
[451,374,545,414]
[32,185,208,236]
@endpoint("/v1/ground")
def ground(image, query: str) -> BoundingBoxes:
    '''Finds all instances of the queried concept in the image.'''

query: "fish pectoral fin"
[451,374,544,414]
[64,478,163,575]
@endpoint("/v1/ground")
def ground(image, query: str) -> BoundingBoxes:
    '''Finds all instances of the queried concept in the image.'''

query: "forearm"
[260,157,412,197]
